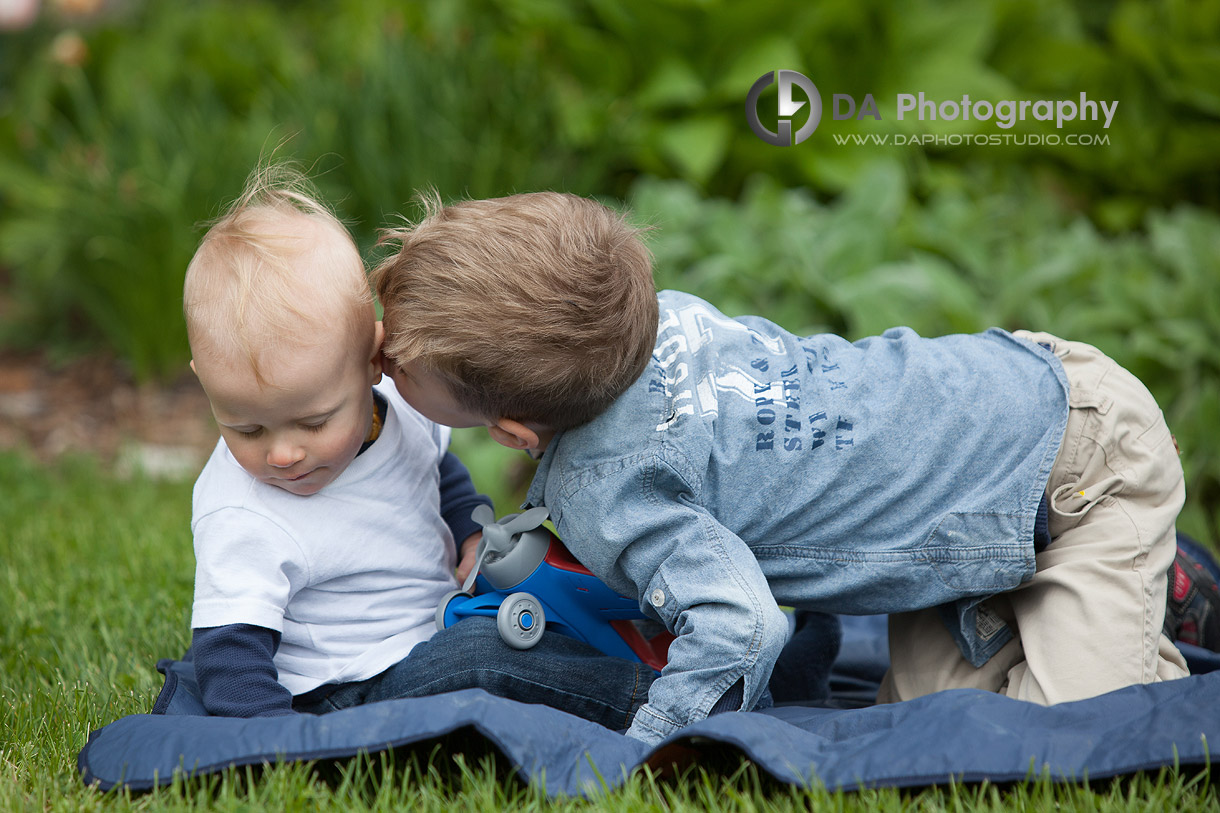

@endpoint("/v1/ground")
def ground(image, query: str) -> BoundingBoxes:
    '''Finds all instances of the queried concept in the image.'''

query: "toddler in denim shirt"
[372,191,1189,745]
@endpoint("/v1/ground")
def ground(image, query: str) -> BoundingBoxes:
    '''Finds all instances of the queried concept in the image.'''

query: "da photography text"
[747,70,1119,147]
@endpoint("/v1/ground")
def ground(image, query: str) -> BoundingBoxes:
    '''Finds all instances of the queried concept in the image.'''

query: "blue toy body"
[437,509,672,672]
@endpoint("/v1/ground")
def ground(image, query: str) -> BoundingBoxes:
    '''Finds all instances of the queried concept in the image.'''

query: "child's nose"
[266,439,305,468]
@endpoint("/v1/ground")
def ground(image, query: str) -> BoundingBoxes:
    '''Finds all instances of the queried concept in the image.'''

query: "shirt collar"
[523,430,562,509]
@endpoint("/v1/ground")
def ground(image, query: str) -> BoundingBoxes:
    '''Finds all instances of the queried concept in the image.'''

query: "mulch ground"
[0,350,218,478]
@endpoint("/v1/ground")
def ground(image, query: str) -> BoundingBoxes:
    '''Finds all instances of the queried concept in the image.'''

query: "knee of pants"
[415,616,598,690]
[416,616,510,675]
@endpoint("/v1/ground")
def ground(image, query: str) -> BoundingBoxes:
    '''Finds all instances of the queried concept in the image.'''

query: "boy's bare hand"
[456,532,481,584]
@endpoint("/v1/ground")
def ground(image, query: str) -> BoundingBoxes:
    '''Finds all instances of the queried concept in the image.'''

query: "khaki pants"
[878,332,1189,705]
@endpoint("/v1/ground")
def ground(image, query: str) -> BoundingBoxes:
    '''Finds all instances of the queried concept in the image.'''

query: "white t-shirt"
[190,376,459,695]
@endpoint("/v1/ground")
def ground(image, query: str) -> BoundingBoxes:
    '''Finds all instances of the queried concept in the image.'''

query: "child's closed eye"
[302,421,328,433]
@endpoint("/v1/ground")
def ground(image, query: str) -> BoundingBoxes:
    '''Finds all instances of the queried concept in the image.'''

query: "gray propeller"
[461,505,551,593]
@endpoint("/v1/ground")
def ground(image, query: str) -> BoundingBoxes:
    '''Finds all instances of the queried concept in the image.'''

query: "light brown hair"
[184,164,373,384]
[372,191,657,430]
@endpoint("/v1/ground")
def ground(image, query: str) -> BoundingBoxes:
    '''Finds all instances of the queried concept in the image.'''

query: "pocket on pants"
[1048,474,1125,523]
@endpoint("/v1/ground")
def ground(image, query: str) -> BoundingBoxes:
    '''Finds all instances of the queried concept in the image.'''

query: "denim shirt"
[525,291,1069,744]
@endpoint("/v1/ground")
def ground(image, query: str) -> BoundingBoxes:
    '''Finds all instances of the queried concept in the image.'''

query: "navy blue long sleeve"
[191,624,296,717]
[438,451,492,546]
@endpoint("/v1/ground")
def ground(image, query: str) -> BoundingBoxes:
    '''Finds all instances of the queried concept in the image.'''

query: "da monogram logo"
[745,70,821,146]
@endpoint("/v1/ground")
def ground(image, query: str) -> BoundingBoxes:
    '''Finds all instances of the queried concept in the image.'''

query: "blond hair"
[184,164,373,384]
[372,191,657,430]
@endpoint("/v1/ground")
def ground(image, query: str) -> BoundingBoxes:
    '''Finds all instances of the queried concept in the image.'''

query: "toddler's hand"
[455,532,481,584]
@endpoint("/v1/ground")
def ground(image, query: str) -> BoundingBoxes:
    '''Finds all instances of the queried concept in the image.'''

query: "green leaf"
[655,115,733,186]
[715,36,808,98]
[636,58,707,111]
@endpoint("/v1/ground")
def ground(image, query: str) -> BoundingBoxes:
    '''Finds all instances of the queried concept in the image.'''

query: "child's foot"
[1164,537,1220,652]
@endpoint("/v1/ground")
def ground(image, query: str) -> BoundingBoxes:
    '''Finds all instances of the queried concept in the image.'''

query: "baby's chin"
[263,467,334,496]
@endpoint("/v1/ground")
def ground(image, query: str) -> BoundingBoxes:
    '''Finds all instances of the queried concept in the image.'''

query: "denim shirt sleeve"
[550,452,789,745]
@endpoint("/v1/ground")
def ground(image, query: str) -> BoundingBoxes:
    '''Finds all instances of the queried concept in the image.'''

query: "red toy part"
[542,534,594,575]
[543,532,674,671]
[610,620,675,673]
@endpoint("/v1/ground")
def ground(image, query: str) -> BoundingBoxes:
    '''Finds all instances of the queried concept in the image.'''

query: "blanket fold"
[78,613,1220,794]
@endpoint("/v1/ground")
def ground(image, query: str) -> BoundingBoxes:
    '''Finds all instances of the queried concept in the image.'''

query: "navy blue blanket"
[78,614,1220,794]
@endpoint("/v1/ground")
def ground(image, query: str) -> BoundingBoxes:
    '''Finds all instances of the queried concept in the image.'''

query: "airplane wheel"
[497,592,546,649]
[436,590,473,631]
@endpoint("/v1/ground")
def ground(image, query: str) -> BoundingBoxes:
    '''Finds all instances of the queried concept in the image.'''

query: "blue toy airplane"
[436,506,673,673]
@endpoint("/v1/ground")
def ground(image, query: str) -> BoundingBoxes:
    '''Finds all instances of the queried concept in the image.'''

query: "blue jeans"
[292,612,837,727]
[292,616,654,731]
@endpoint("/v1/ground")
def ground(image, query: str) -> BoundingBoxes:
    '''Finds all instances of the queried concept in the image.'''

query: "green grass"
[2,449,1217,811]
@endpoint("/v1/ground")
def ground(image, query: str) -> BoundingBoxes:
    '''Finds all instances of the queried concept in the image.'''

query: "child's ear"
[189,359,197,377]
[369,322,386,379]
[488,419,540,452]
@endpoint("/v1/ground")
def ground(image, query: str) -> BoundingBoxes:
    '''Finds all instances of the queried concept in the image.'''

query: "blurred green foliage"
[0,1,614,373]
[469,0,1220,213]
[0,0,1216,535]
